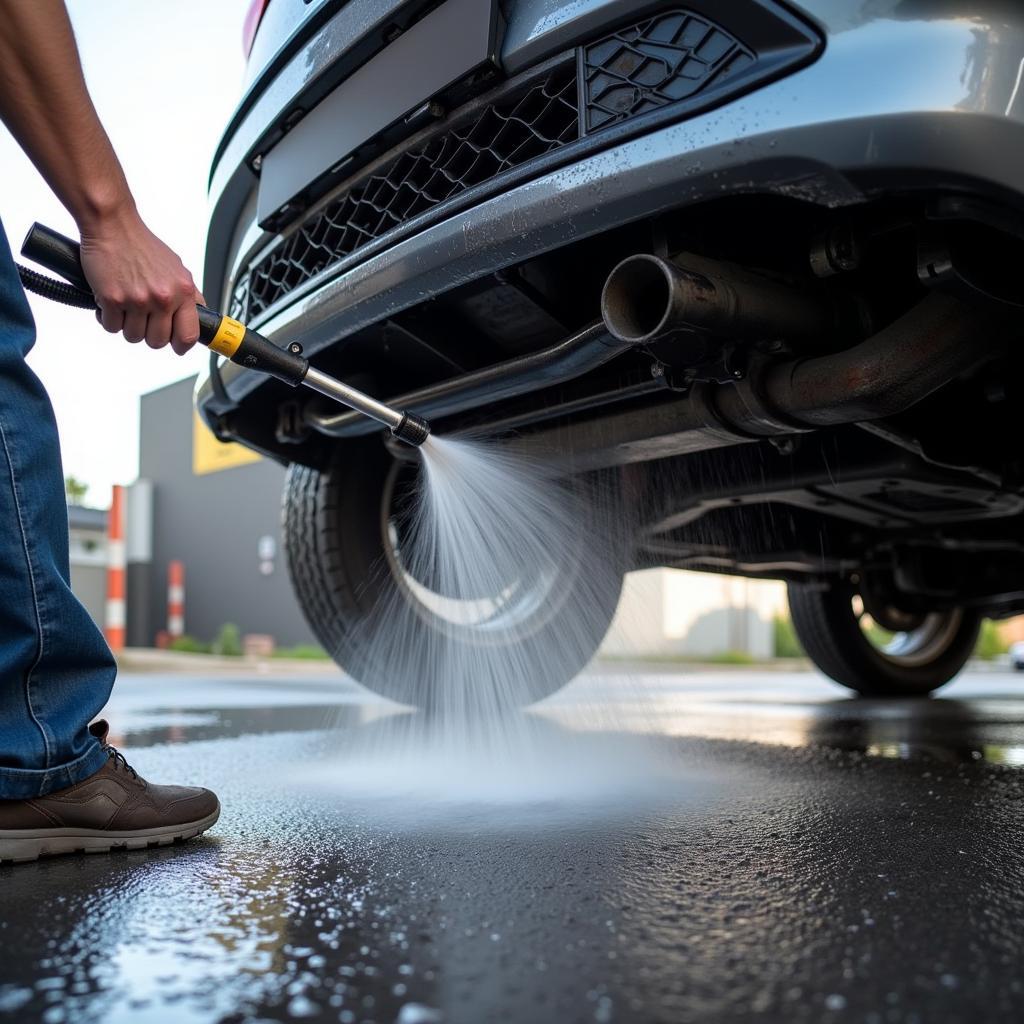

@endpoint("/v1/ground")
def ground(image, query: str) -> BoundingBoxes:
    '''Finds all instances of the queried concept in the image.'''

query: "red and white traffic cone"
[105,484,126,652]
[167,560,185,638]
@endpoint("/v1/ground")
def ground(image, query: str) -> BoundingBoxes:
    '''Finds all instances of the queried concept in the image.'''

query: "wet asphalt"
[3,666,1024,1024]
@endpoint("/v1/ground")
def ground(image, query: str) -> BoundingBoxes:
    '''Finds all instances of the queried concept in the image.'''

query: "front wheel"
[788,580,981,697]
[283,438,628,709]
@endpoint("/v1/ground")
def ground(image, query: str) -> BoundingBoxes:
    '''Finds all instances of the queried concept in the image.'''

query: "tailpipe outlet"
[601,252,836,345]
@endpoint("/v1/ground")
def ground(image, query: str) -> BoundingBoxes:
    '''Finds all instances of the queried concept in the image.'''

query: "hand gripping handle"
[20,223,309,387]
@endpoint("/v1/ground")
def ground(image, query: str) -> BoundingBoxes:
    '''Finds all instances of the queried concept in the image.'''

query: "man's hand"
[80,208,205,356]
[0,1,205,356]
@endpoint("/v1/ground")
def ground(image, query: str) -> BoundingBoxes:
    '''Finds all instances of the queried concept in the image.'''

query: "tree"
[64,475,88,505]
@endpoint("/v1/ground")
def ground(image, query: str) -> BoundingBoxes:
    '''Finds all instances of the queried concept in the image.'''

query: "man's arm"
[0,0,202,353]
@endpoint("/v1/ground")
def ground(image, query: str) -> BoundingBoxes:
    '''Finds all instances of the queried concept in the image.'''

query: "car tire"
[283,438,627,708]
[788,580,981,697]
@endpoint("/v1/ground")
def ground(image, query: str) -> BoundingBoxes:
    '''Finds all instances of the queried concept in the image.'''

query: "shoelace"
[104,745,139,779]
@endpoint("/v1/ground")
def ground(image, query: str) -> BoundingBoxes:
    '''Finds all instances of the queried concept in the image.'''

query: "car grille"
[231,8,765,323]
[579,10,755,134]
[236,67,579,320]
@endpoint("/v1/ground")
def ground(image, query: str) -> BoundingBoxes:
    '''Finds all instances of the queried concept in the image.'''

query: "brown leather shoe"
[0,721,219,863]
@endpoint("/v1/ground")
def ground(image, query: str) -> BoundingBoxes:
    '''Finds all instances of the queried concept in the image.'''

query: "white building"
[601,568,789,660]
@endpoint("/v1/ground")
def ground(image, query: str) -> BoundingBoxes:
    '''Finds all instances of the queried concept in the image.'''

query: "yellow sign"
[192,411,262,476]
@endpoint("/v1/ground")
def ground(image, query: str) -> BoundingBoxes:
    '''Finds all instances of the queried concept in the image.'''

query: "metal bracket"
[645,338,746,389]
[275,400,310,444]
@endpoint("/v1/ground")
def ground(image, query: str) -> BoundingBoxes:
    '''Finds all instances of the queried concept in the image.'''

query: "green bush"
[168,634,211,654]
[212,623,243,657]
[708,649,756,665]
[272,644,330,660]
[773,616,804,658]
[974,619,1007,661]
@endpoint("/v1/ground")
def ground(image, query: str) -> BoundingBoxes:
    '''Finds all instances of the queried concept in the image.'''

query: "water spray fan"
[16,223,431,448]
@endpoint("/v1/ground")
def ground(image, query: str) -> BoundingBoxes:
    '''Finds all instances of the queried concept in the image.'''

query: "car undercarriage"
[213,187,1024,696]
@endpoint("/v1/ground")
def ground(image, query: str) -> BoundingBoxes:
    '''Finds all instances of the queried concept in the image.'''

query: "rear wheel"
[788,579,981,696]
[283,439,627,708]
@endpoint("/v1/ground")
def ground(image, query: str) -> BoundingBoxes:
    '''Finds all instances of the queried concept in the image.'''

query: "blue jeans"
[0,221,114,799]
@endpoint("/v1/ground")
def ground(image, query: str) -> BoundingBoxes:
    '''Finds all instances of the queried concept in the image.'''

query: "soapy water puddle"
[101,690,734,831]
[292,708,729,831]
[104,693,733,831]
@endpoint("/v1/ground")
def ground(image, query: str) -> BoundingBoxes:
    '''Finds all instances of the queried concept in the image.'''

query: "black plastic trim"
[237,0,822,328]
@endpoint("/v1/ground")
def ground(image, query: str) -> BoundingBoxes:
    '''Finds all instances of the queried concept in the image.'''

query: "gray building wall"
[68,504,108,630]
[139,376,316,647]
[69,563,106,627]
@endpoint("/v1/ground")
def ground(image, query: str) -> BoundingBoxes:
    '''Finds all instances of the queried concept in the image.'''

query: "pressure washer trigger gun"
[16,223,431,448]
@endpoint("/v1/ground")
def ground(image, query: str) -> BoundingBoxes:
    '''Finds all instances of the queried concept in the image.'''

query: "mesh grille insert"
[229,10,771,322]
[580,9,755,134]
[237,67,579,320]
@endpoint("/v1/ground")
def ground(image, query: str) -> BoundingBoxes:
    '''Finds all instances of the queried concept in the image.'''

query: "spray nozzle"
[391,412,431,447]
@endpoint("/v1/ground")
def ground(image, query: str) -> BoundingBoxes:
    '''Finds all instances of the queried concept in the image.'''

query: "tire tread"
[788,582,980,697]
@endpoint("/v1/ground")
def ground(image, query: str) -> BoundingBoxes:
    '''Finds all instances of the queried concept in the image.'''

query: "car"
[198,0,1024,705]
[1010,642,1024,672]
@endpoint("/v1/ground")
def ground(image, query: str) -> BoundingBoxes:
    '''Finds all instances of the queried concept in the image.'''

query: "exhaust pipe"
[304,252,844,442]
[601,252,838,344]
[730,292,986,428]
[302,248,995,467]
[521,291,1000,470]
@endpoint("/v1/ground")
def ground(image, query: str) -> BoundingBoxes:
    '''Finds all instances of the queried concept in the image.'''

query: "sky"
[0,0,252,508]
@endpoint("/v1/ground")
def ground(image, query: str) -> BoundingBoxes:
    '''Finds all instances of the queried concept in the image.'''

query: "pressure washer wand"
[17,223,431,448]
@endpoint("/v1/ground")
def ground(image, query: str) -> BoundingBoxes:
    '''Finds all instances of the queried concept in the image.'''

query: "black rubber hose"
[16,264,97,310]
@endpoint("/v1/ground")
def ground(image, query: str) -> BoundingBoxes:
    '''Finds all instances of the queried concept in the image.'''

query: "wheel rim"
[378,458,580,644]
[851,593,964,668]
